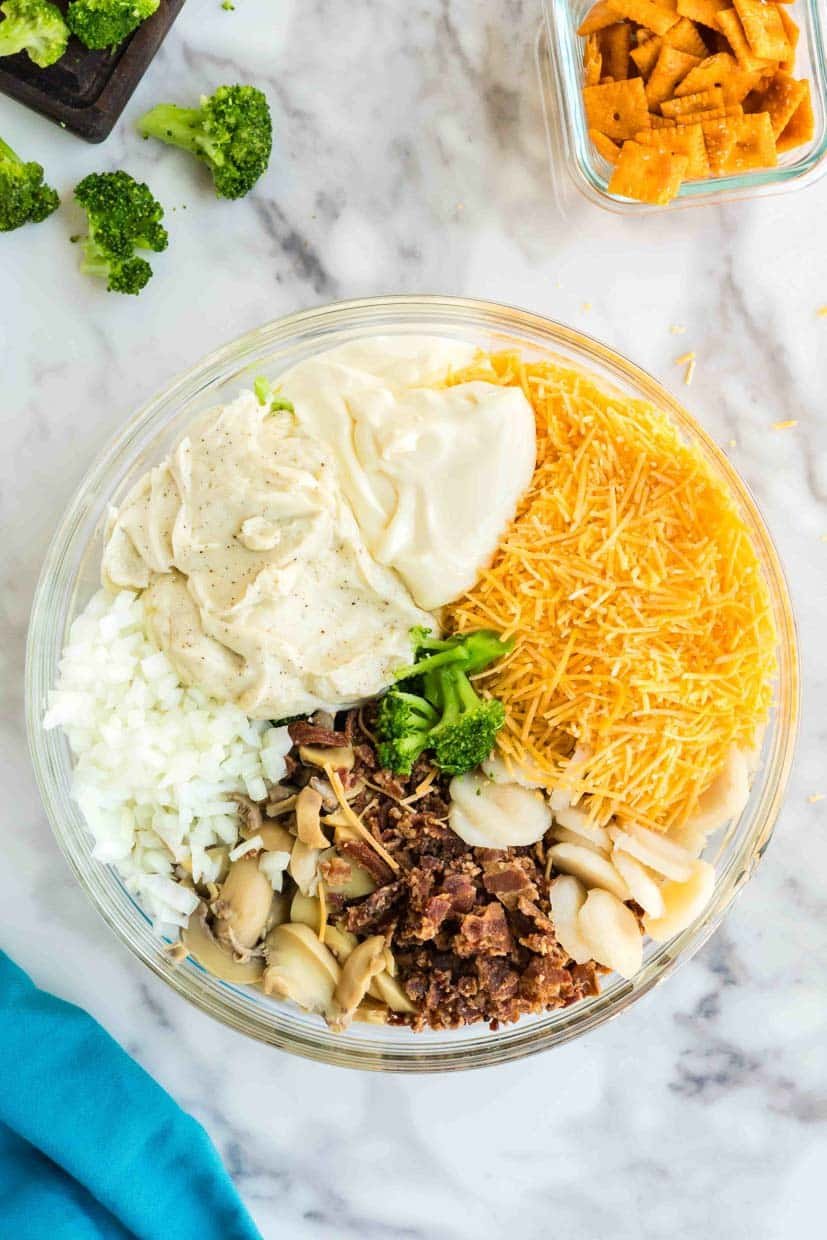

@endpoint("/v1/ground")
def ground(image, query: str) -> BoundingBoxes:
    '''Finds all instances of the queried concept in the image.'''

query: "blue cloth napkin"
[0,951,262,1240]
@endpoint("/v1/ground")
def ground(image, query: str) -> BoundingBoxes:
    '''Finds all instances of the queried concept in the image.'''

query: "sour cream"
[102,336,536,720]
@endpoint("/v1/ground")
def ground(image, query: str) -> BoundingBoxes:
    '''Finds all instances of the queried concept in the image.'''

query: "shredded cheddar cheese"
[444,352,777,832]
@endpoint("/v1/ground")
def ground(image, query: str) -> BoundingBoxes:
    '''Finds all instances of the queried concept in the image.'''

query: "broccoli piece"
[0,0,69,68]
[375,689,439,776]
[66,0,158,51]
[375,629,511,777]
[0,135,59,232]
[429,669,506,776]
[137,84,272,200]
[73,170,167,295]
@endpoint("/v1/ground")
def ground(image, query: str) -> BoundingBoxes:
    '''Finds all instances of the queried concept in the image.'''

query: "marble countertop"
[2,1,826,1236]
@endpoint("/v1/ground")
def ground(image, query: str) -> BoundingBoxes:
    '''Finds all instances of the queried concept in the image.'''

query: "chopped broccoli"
[0,0,69,68]
[375,629,512,777]
[73,170,167,295]
[137,84,272,200]
[66,0,158,51]
[0,134,59,232]
[253,375,295,414]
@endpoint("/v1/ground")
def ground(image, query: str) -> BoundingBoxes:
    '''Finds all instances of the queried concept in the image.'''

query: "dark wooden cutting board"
[0,0,186,143]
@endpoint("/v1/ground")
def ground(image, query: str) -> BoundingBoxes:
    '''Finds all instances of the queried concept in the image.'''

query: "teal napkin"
[0,950,262,1240]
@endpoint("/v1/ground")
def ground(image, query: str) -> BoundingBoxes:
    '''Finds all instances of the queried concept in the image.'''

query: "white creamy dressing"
[102,336,536,721]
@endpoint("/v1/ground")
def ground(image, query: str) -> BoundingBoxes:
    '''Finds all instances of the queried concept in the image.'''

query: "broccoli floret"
[0,0,68,68]
[375,689,438,776]
[430,669,506,776]
[73,170,167,295]
[137,84,272,200]
[66,0,158,51]
[375,629,511,777]
[0,134,59,231]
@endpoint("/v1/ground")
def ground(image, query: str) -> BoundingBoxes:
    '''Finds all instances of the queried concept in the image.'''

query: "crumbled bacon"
[287,721,349,748]
[454,903,513,958]
[481,857,539,910]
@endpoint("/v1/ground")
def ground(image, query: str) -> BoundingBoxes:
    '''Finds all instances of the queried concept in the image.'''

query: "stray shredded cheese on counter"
[444,352,777,832]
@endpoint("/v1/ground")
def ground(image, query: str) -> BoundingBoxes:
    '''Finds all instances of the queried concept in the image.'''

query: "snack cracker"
[721,111,777,171]
[646,46,703,106]
[607,0,680,36]
[661,86,725,114]
[733,0,790,62]
[608,140,689,202]
[584,78,652,139]
[776,81,814,152]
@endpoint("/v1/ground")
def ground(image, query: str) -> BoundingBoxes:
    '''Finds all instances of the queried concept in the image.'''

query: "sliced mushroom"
[299,743,355,772]
[212,857,274,951]
[548,874,593,965]
[578,888,643,980]
[611,849,665,919]
[289,838,321,896]
[296,786,329,849]
[352,1000,389,1024]
[548,842,631,902]
[687,747,751,835]
[182,904,264,984]
[552,806,611,851]
[325,923,359,962]
[328,935,387,1032]
[291,891,321,929]
[643,859,715,943]
[265,793,298,818]
[257,822,295,853]
[369,970,417,1014]
[609,823,694,883]
[319,847,376,899]
[550,825,610,856]
[262,922,341,1013]
[308,774,339,812]
[232,793,264,838]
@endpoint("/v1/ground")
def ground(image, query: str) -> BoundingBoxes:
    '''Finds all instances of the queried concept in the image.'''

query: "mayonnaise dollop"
[278,337,536,610]
[102,336,537,720]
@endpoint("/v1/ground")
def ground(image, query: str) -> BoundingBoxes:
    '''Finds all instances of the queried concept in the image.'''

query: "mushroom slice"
[548,843,631,902]
[262,922,341,1013]
[213,857,274,951]
[552,807,611,851]
[299,744,355,772]
[265,793,298,818]
[232,793,264,838]
[324,924,359,962]
[369,970,417,1014]
[687,747,751,835]
[289,838,321,896]
[182,905,264,984]
[611,849,665,919]
[548,875,593,965]
[320,848,376,899]
[257,822,295,853]
[290,891,321,929]
[328,935,387,1033]
[643,859,715,943]
[578,888,643,980]
[609,823,694,883]
[296,786,329,849]
[352,1000,390,1024]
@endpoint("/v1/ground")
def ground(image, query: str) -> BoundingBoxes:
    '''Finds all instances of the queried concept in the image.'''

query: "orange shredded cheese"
[444,352,777,832]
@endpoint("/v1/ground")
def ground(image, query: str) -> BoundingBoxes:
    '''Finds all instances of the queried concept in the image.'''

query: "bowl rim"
[25,294,801,1071]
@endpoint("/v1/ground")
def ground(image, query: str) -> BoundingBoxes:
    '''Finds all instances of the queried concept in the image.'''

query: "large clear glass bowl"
[26,296,799,1071]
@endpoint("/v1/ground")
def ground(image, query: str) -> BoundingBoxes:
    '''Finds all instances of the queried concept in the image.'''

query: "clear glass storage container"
[26,296,799,1071]
[539,0,827,212]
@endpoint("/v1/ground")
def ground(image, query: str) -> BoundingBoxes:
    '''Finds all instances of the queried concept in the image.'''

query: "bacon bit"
[772,419,798,430]
[808,793,825,804]
[326,766,400,873]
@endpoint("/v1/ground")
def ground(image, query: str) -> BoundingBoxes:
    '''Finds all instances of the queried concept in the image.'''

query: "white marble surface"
[2,1,827,1237]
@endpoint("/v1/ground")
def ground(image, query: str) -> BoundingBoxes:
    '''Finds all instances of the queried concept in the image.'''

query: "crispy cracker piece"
[651,113,679,127]
[674,103,742,124]
[777,6,798,73]
[663,16,709,56]
[633,121,710,175]
[607,0,680,36]
[720,111,777,171]
[676,0,728,28]
[661,85,725,114]
[578,0,621,35]
[590,127,623,163]
[776,81,815,153]
[716,7,774,72]
[674,51,756,103]
[608,140,689,201]
[584,35,603,87]
[701,115,739,172]
[652,0,679,9]
[599,22,632,80]
[631,35,664,77]
[584,77,652,139]
[732,0,790,62]
[646,46,703,106]
[755,70,808,137]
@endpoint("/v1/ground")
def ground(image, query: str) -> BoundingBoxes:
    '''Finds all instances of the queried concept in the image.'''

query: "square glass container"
[540,0,827,211]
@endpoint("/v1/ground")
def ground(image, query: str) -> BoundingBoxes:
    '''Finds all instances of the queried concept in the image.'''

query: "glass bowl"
[26,296,799,1071]
[540,0,827,212]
